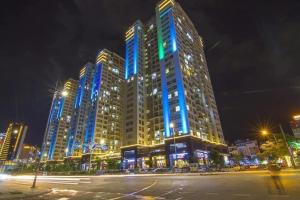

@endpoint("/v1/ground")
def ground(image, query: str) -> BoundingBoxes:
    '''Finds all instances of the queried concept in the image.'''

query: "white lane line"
[108,180,158,200]
[206,193,219,195]
[79,181,92,184]
[268,195,290,198]
[47,181,79,185]
[232,193,251,197]
[160,187,182,197]
[57,198,69,200]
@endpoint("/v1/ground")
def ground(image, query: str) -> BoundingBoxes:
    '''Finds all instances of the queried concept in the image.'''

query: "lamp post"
[260,127,296,168]
[279,124,296,168]
[261,129,277,144]
[170,123,177,168]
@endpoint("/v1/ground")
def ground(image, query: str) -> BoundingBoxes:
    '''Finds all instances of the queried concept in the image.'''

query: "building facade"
[229,139,260,158]
[66,63,94,157]
[0,123,28,161]
[291,115,300,139]
[0,132,5,151]
[19,144,38,163]
[123,21,148,146]
[83,49,125,157]
[122,0,226,169]
[42,0,226,169]
[43,79,78,161]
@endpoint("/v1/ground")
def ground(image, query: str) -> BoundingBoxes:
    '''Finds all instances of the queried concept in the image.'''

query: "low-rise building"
[291,115,300,139]
[229,139,260,158]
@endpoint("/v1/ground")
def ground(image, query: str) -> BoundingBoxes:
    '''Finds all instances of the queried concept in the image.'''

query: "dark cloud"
[0,0,300,145]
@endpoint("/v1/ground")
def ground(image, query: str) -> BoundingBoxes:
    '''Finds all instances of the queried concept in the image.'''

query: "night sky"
[1,0,300,146]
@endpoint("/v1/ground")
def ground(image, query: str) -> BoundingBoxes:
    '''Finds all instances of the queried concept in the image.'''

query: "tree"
[257,139,288,163]
[106,158,120,170]
[232,153,243,166]
[209,150,224,170]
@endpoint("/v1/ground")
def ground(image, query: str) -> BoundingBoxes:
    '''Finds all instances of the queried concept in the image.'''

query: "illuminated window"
[168,94,172,99]
[153,88,158,95]
[186,33,193,42]
[112,68,119,75]
[174,91,178,96]
[163,42,167,48]
[176,106,180,112]
[152,73,157,80]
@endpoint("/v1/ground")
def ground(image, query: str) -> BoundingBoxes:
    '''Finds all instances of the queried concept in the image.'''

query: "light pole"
[170,123,177,168]
[279,124,296,168]
[261,129,277,144]
[260,127,296,168]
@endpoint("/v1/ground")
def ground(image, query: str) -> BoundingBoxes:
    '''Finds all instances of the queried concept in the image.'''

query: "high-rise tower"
[0,123,28,161]
[122,0,225,169]
[83,49,124,156]
[43,79,78,161]
[123,21,148,146]
[155,0,224,143]
[66,63,94,157]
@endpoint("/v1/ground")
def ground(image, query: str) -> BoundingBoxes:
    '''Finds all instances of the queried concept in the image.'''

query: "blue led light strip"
[157,9,171,137]
[125,41,129,79]
[168,9,190,134]
[133,28,138,75]
[84,63,103,153]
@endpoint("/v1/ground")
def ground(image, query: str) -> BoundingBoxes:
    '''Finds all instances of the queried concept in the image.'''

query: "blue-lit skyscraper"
[154,0,224,143]
[122,0,225,169]
[43,79,78,161]
[66,63,94,157]
[83,49,124,158]
[123,21,148,146]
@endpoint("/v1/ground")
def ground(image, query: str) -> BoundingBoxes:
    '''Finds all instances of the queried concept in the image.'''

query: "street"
[1,170,300,200]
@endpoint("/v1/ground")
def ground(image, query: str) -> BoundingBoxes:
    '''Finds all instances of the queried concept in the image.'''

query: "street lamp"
[260,129,277,143]
[61,90,68,97]
[260,126,296,168]
[261,129,268,136]
[170,122,177,168]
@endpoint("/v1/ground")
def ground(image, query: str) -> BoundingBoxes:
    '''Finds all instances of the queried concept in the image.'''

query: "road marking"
[79,181,92,184]
[232,193,251,197]
[268,195,290,198]
[108,180,158,200]
[46,181,79,185]
[57,198,69,200]
[206,192,219,195]
[159,187,183,197]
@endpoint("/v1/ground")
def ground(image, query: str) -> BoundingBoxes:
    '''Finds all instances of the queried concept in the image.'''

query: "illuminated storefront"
[121,135,227,169]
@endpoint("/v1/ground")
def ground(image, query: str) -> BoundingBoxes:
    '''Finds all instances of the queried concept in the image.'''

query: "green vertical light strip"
[157,10,164,60]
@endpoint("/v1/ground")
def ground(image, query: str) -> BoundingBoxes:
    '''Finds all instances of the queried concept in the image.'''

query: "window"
[153,88,158,95]
[186,33,193,42]
[176,106,180,112]
[152,73,157,80]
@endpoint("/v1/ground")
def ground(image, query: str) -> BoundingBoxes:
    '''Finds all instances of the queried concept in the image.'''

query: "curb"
[0,188,51,200]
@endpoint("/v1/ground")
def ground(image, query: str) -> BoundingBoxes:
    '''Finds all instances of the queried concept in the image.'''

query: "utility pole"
[32,81,58,188]
[170,123,177,169]
[279,124,296,168]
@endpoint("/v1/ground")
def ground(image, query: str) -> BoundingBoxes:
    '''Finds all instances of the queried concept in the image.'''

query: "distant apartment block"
[0,123,28,161]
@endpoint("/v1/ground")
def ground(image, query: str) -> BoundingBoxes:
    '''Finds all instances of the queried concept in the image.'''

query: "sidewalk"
[0,182,51,200]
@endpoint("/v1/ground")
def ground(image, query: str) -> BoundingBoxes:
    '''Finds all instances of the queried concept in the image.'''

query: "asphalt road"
[1,170,300,200]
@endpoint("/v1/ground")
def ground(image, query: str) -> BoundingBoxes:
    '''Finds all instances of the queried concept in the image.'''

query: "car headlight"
[0,174,10,180]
